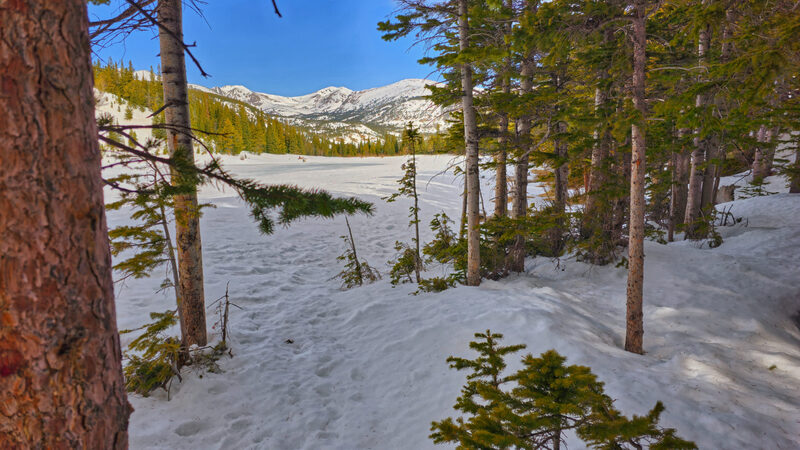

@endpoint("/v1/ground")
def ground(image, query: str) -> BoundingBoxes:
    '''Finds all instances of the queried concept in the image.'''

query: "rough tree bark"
[158,0,207,346]
[0,0,130,446]
[625,0,647,355]
[459,0,481,286]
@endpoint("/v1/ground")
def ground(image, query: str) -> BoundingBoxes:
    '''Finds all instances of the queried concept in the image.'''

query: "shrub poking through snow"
[120,311,182,397]
[431,331,697,449]
[389,241,419,285]
[335,217,380,289]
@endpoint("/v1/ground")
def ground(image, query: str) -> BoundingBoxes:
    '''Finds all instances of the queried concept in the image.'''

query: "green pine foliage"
[432,331,697,450]
[120,311,182,397]
[388,241,419,286]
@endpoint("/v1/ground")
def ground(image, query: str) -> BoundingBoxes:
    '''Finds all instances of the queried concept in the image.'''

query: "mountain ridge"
[133,70,450,143]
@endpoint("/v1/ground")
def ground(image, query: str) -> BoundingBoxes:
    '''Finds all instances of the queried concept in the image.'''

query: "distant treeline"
[94,60,447,157]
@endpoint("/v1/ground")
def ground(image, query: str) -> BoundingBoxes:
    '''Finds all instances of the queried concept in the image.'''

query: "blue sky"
[88,0,436,96]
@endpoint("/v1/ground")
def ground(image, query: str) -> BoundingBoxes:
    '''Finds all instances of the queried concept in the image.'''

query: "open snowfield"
[105,153,800,449]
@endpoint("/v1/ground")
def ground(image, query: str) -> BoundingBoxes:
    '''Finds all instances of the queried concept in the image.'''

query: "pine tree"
[385,122,424,283]
[431,332,697,449]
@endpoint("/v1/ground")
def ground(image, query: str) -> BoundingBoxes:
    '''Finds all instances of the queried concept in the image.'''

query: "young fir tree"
[386,122,424,284]
[334,217,380,289]
[380,0,483,287]
[431,331,697,450]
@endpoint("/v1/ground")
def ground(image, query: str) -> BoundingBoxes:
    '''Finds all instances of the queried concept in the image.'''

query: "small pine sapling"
[419,212,463,290]
[385,122,424,283]
[120,311,182,398]
[388,240,419,285]
[334,217,380,289]
[432,332,696,449]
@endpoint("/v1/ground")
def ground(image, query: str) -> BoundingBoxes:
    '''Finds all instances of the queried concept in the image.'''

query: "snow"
[207,79,448,135]
[106,153,800,449]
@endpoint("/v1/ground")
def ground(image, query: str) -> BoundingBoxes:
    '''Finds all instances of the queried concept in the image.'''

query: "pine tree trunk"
[552,120,569,254]
[790,144,800,194]
[494,3,513,218]
[0,1,130,445]
[752,125,770,183]
[412,148,422,283]
[697,7,715,210]
[508,63,534,273]
[158,0,207,347]
[584,86,610,237]
[495,83,510,218]
[625,0,647,355]
[668,139,690,242]
[686,17,711,238]
[459,0,481,286]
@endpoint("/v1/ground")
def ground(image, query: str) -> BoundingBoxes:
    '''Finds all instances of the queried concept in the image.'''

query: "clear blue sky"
[88,0,436,96]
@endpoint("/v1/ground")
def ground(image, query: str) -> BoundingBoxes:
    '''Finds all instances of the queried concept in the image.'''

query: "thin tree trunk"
[495,89,510,217]
[508,64,534,273]
[152,163,188,355]
[552,119,569,254]
[697,6,715,210]
[412,146,422,283]
[494,2,512,218]
[583,84,612,248]
[459,0,481,286]
[158,0,207,347]
[790,143,800,193]
[0,0,130,445]
[345,217,363,284]
[686,15,711,238]
[625,0,647,355]
[669,137,690,242]
[752,124,771,182]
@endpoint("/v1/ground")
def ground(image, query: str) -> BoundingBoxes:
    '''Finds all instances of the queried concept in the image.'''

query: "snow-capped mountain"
[208,79,449,141]
[134,70,450,143]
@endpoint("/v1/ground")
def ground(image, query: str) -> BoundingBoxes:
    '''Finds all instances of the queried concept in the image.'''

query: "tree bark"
[0,0,130,445]
[158,0,207,347]
[552,120,569,254]
[790,142,800,194]
[752,124,771,183]
[697,24,715,210]
[686,16,711,239]
[668,135,690,242]
[625,0,647,355]
[493,0,513,218]
[459,0,481,286]
[494,83,510,218]
[584,86,610,235]
[508,62,534,273]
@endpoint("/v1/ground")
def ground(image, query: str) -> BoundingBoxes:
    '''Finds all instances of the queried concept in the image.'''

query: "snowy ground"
[105,153,800,449]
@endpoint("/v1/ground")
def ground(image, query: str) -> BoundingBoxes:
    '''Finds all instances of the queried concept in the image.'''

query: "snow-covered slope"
[106,155,800,449]
[210,79,448,138]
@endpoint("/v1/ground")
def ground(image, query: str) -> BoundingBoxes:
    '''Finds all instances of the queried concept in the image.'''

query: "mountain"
[133,70,450,143]
[207,79,449,143]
